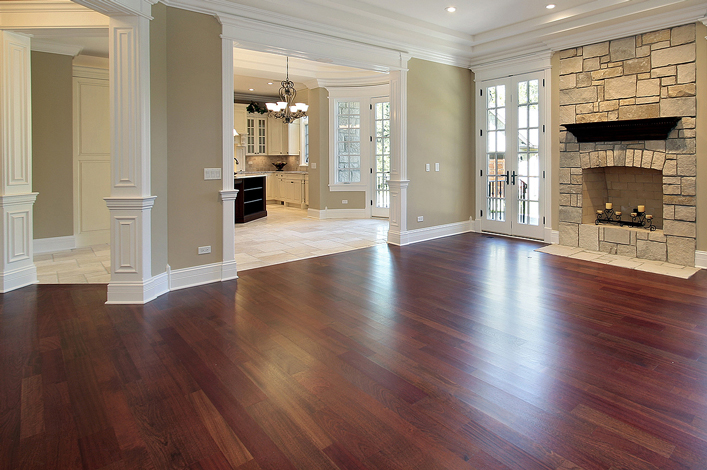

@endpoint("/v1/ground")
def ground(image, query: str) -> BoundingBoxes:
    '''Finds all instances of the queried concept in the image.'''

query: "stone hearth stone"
[667,236,695,266]
[559,223,579,247]
[637,240,667,261]
[579,224,600,251]
[663,220,696,238]
[617,244,637,257]
[599,242,618,254]
[603,227,631,245]
[648,231,667,243]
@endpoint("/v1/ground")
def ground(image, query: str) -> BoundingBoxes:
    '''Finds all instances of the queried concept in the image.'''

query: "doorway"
[477,73,546,240]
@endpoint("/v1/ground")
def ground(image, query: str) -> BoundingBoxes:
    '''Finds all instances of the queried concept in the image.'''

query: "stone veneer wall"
[558,24,697,266]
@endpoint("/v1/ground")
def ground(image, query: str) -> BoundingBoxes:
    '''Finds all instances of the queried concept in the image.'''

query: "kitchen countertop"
[234,173,267,179]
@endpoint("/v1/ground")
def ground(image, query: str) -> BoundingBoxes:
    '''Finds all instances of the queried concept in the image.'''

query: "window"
[328,84,389,192]
[335,100,361,183]
[246,115,267,155]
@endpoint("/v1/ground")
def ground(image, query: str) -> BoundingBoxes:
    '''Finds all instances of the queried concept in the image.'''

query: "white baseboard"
[34,235,76,254]
[0,264,37,293]
[544,228,560,244]
[469,218,481,233]
[169,262,225,292]
[695,250,707,269]
[106,271,169,304]
[389,219,474,246]
[308,208,367,219]
[221,260,239,281]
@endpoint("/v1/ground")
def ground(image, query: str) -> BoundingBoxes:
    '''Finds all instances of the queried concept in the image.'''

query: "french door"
[478,73,545,239]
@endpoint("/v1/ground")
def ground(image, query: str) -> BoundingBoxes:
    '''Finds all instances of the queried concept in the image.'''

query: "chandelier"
[266,57,308,124]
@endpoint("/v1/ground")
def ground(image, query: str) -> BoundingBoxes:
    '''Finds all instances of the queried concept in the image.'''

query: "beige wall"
[151,3,168,276]
[306,87,364,211]
[696,22,706,251]
[406,58,474,228]
[166,6,223,270]
[32,52,74,239]
[551,52,561,230]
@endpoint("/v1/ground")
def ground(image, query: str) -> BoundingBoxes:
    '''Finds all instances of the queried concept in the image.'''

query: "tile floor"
[536,244,701,279]
[34,204,389,284]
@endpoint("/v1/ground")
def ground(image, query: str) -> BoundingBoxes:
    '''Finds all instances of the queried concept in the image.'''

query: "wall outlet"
[311,162,317,169]
[417,216,423,222]
[204,168,221,180]
[425,163,430,172]
[435,163,440,171]
[342,199,348,204]
[198,245,211,255]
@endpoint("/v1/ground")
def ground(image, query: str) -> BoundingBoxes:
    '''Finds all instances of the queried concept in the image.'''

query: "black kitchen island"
[234,174,267,223]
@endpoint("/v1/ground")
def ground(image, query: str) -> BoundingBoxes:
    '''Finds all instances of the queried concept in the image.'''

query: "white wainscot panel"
[114,216,137,273]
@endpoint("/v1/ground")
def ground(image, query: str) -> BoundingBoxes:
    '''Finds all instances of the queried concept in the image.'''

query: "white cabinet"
[268,173,308,208]
[246,114,267,155]
[267,116,285,155]
[234,103,248,136]
[288,120,300,156]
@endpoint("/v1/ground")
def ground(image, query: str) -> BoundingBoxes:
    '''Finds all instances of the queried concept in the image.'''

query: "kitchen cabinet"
[288,120,300,157]
[266,172,308,208]
[234,103,248,136]
[246,114,267,155]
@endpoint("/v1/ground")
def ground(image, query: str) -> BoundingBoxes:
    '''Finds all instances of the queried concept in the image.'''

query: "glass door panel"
[484,84,510,232]
[372,99,390,218]
[516,79,541,230]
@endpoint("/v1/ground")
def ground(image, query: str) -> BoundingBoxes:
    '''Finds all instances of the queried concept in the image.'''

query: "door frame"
[473,54,553,242]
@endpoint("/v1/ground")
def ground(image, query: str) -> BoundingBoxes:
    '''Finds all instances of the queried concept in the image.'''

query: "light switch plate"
[204,168,222,180]
[435,163,440,171]
[425,164,430,172]
[417,216,423,222]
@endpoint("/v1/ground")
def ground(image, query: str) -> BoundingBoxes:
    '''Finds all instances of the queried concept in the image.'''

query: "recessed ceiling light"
[546,4,556,9]
[445,6,456,13]
[267,82,273,85]
[249,88,254,91]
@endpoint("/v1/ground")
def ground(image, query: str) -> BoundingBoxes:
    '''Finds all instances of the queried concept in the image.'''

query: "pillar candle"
[646,214,653,219]
[596,210,603,214]
[615,211,622,216]
[638,205,645,213]
[605,202,613,210]
[631,212,637,217]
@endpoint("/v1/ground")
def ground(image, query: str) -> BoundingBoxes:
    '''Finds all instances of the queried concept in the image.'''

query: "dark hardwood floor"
[3,232,707,469]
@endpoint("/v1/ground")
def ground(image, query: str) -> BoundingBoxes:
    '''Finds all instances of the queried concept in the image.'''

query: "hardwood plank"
[20,374,44,439]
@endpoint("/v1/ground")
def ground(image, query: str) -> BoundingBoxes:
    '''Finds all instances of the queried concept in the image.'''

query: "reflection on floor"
[235,204,389,271]
[34,243,111,284]
[537,244,701,279]
[34,204,389,283]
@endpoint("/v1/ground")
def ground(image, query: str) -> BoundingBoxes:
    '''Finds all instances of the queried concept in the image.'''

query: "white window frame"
[300,116,309,166]
[328,84,389,192]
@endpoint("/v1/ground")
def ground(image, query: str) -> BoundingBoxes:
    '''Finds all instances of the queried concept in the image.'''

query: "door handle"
[511,171,517,185]
[505,170,510,185]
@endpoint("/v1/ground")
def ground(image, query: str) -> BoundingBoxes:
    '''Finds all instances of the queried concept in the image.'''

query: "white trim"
[695,250,707,270]
[73,65,109,80]
[469,218,481,233]
[105,270,168,304]
[169,262,227,291]
[388,219,474,246]
[304,75,392,89]
[221,259,238,281]
[31,39,83,56]
[221,37,237,282]
[0,263,37,293]
[472,50,553,83]
[307,208,367,219]
[545,228,559,244]
[34,235,76,253]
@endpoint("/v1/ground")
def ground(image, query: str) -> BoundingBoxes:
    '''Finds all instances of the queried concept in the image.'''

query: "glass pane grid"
[486,85,506,222]
[516,80,540,226]
[336,101,361,183]
[374,101,391,209]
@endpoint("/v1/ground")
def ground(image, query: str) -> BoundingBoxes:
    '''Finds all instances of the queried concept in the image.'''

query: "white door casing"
[73,68,111,247]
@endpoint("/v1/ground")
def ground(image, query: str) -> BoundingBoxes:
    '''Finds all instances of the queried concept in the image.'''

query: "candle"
[638,205,645,213]
[596,209,603,214]
[606,202,613,210]
[646,214,653,219]
[615,211,622,216]
[631,212,637,217]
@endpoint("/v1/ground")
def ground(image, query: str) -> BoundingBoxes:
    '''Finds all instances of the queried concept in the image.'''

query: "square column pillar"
[0,32,38,291]
[387,66,410,245]
[220,37,238,281]
[105,13,156,303]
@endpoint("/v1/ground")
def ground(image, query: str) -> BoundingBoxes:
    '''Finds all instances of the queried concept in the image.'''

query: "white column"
[387,65,409,245]
[0,32,37,292]
[220,37,238,281]
[104,13,156,303]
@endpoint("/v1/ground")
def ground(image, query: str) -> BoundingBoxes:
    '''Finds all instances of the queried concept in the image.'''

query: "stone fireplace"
[558,24,697,266]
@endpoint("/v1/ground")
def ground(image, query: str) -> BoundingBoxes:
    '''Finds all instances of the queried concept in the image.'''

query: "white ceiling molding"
[31,39,83,56]
[472,50,554,82]
[73,54,109,69]
[0,0,109,30]
[304,74,392,89]
[72,0,155,19]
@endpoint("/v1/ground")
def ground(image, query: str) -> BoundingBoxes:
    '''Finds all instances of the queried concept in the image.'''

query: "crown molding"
[0,0,109,30]
[304,74,392,89]
[31,39,83,56]
[72,0,154,19]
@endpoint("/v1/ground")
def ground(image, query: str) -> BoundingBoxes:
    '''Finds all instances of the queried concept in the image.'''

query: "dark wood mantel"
[562,117,681,142]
